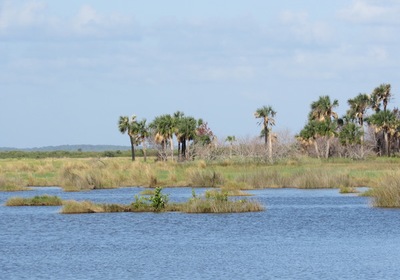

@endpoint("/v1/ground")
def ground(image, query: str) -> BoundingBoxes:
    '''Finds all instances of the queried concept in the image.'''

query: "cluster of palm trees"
[118,112,213,161]
[298,83,398,158]
[119,83,397,162]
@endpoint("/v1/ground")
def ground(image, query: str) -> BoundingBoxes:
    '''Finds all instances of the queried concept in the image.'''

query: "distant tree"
[149,114,175,161]
[177,116,198,159]
[225,135,236,158]
[371,83,392,112]
[137,119,149,162]
[118,115,139,161]
[347,93,370,155]
[367,110,399,157]
[309,95,339,122]
[254,105,276,162]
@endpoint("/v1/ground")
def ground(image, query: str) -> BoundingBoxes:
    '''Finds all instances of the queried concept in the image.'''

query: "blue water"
[1,187,400,279]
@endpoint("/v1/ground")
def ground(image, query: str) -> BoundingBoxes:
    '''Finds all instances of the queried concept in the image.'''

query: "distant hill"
[0,145,131,152]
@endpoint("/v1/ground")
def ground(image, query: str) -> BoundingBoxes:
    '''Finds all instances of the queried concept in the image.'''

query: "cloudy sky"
[1,0,399,148]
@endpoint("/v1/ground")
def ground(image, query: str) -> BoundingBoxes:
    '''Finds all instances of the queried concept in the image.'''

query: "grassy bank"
[1,156,400,193]
[371,172,400,208]
[5,195,63,206]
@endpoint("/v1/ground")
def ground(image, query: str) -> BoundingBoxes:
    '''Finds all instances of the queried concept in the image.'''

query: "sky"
[1,0,400,148]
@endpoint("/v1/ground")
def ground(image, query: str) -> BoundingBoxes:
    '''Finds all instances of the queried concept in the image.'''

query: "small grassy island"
[5,188,264,214]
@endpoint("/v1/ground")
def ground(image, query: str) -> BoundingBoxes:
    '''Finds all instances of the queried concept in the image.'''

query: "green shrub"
[149,187,169,211]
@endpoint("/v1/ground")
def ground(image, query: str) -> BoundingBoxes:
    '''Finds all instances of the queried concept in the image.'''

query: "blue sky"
[1,0,399,148]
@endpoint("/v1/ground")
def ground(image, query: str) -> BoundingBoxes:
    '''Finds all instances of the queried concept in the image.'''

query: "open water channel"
[1,187,400,279]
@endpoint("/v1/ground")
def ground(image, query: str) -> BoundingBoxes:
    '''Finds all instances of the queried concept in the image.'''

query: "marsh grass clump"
[61,200,104,213]
[372,173,400,207]
[181,190,264,213]
[187,168,224,187]
[293,169,355,189]
[6,195,63,206]
[236,169,289,189]
[0,175,28,192]
[59,161,123,191]
[339,185,358,194]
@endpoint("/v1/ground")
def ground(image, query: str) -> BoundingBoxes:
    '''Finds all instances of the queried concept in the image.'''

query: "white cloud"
[338,0,400,23]
[0,0,47,31]
[70,5,136,38]
[278,10,333,44]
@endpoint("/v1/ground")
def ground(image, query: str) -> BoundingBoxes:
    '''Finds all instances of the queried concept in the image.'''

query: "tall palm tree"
[150,114,175,161]
[137,119,149,162]
[367,110,398,156]
[254,105,276,161]
[177,116,197,159]
[297,120,321,159]
[347,93,370,155]
[173,111,185,159]
[118,115,139,161]
[309,95,339,121]
[225,135,236,158]
[371,83,392,112]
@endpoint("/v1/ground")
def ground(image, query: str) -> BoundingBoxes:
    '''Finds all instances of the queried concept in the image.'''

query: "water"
[1,187,400,279]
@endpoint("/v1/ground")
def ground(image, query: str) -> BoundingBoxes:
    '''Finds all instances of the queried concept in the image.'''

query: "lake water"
[1,187,400,279]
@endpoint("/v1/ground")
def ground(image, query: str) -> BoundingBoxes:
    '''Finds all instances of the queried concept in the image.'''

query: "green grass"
[2,157,400,192]
[5,195,63,206]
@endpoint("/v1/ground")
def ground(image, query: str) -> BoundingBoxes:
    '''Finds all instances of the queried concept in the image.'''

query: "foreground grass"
[2,156,400,192]
[5,195,63,206]
[371,172,400,208]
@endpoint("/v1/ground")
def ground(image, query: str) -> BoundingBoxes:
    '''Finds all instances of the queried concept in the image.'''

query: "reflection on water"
[1,187,400,280]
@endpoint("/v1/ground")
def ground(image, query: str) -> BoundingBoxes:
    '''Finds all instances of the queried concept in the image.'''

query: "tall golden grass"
[372,172,400,207]
[1,157,400,192]
[6,195,62,206]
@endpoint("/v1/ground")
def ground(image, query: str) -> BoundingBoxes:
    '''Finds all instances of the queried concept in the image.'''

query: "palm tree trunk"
[264,124,268,145]
[384,131,390,157]
[129,136,135,161]
[142,140,147,162]
[170,137,174,161]
[314,140,320,159]
[182,139,186,159]
[325,137,330,159]
[268,130,272,162]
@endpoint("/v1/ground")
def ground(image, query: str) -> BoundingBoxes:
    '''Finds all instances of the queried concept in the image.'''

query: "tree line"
[119,83,398,161]
[118,112,214,161]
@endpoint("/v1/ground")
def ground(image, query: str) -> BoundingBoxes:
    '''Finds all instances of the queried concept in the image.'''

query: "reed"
[5,195,62,206]
[293,169,355,189]
[372,172,400,207]
[0,175,28,192]
[181,190,264,213]
[186,168,224,187]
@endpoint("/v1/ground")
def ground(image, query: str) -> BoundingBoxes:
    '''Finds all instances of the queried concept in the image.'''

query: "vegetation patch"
[0,175,28,192]
[180,189,264,213]
[5,195,63,206]
[371,173,400,208]
[187,168,225,187]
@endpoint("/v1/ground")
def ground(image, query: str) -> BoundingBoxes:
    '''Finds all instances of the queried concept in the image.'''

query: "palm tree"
[225,135,236,158]
[347,93,370,155]
[173,111,185,160]
[297,120,321,159]
[309,95,339,121]
[254,105,276,161]
[150,114,175,161]
[371,83,392,112]
[137,119,149,162]
[177,116,197,159]
[367,110,398,156]
[118,115,139,161]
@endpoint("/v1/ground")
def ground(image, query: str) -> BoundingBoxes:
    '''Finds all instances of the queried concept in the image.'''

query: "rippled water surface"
[1,187,400,279]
